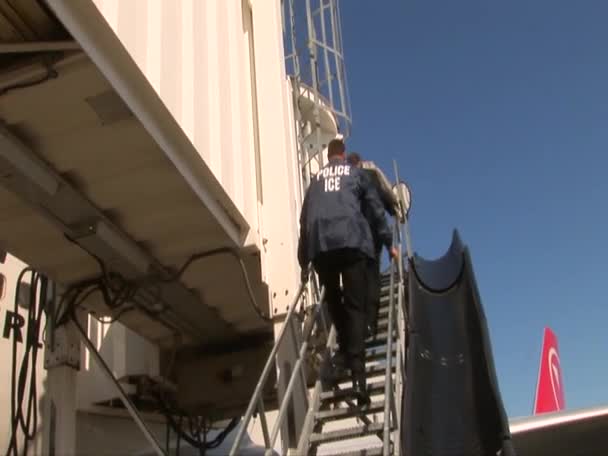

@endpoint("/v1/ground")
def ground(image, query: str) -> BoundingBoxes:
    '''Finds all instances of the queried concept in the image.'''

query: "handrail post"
[257,398,271,449]
[383,224,399,456]
[268,289,325,450]
[392,159,413,260]
[229,283,307,456]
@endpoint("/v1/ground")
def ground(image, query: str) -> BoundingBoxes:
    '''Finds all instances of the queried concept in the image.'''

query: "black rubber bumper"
[401,230,515,456]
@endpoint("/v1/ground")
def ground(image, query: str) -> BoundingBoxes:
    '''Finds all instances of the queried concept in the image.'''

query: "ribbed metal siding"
[91,0,259,242]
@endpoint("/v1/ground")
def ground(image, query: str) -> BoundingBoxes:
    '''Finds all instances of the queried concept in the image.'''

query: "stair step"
[310,422,387,445]
[376,319,389,329]
[365,332,397,348]
[378,306,393,316]
[335,363,395,383]
[380,284,401,296]
[320,381,384,402]
[376,316,389,327]
[366,347,396,363]
[315,401,384,421]
[323,447,383,456]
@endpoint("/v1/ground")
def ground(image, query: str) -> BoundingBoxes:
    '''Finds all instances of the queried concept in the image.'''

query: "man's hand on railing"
[389,246,399,261]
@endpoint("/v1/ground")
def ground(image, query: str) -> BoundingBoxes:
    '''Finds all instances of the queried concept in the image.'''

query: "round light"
[392,181,412,221]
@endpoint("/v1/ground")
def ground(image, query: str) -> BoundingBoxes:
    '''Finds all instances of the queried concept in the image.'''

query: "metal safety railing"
[229,281,326,455]
[383,224,401,454]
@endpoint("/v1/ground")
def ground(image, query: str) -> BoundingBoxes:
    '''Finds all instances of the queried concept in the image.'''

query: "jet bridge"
[0,4,285,448]
[0,1,272,348]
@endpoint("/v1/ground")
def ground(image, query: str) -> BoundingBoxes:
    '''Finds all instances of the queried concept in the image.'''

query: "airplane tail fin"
[533,326,565,414]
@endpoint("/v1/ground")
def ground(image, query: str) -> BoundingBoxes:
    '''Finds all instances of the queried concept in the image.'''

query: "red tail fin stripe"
[533,327,565,415]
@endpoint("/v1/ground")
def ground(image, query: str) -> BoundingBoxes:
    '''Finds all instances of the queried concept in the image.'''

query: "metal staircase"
[298,273,405,456]
[229,223,408,455]
[227,155,412,455]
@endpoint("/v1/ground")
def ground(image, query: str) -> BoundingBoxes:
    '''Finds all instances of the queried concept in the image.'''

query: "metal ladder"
[229,222,408,456]
[297,266,406,456]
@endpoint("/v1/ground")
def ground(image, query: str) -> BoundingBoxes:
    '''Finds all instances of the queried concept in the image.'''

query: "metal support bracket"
[70,311,167,456]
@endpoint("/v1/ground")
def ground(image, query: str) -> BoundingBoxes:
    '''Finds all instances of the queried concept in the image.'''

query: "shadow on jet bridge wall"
[401,230,516,456]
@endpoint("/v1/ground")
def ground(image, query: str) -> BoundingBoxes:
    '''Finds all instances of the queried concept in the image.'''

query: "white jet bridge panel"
[0,26,270,347]
[88,0,263,248]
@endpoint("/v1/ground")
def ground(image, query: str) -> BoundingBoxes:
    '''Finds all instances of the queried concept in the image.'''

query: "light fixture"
[392,180,412,221]
[73,220,151,277]
[0,124,60,196]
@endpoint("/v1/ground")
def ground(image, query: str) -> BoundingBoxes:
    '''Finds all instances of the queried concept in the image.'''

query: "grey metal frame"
[393,160,413,260]
[71,312,167,456]
[284,0,352,126]
[283,0,353,186]
[229,284,325,455]
[383,228,399,455]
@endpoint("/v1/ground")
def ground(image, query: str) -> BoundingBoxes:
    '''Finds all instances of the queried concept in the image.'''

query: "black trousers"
[313,248,368,373]
[366,256,381,331]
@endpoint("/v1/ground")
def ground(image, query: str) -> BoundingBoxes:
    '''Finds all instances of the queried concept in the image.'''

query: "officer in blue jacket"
[298,139,397,405]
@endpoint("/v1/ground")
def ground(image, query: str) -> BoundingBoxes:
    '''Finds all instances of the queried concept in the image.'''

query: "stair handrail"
[391,159,410,455]
[229,282,325,455]
[383,222,402,455]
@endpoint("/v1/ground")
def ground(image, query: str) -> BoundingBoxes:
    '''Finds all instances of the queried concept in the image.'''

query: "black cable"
[161,247,272,322]
[165,418,171,454]
[0,66,58,97]
[66,232,271,323]
[6,269,48,456]
[176,415,183,456]
[155,394,239,451]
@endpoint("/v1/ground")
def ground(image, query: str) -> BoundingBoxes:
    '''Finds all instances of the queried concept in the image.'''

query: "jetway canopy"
[0,1,271,347]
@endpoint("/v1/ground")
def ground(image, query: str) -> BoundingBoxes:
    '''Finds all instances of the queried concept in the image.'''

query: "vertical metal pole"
[287,309,310,414]
[329,0,349,132]
[306,0,324,171]
[335,3,352,126]
[393,160,413,260]
[288,0,301,78]
[296,324,336,454]
[383,227,398,456]
[288,0,310,193]
[257,398,271,449]
[268,289,324,450]
[318,1,335,109]
[230,285,306,455]
[71,313,166,456]
[269,337,310,449]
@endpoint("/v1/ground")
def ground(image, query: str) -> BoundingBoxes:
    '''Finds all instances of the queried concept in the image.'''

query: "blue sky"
[340,1,608,417]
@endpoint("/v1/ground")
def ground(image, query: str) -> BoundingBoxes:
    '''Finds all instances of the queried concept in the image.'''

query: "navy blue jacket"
[362,167,394,257]
[297,158,392,268]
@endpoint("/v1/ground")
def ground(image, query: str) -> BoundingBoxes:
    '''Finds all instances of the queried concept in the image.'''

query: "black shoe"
[366,322,378,339]
[321,352,348,390]
[331,351,347,369]
[352,372,371,408]
[332,352,350,381]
